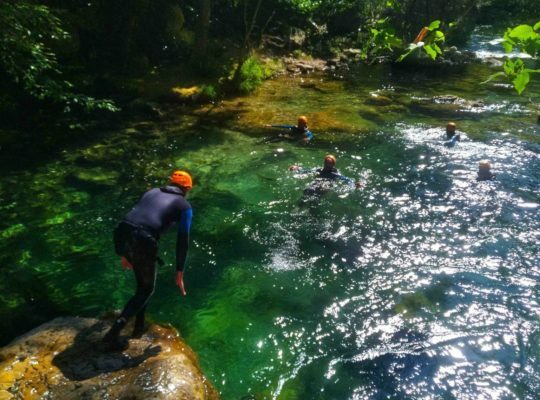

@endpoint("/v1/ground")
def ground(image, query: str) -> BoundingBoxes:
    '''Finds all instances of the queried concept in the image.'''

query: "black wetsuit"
[301,167,353,204]
[270,124,313,141]
[110,185,192,335]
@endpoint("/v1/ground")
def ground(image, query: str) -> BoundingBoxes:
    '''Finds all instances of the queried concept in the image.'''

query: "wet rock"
[261,34,286,49]
[343,48,362,57]
[432,95,461,104]
[364,94,393,106]
[283,57,327,75]
[296,62,315,73]
[326,57,341,66]
[0,317,219,400]
[442,48,477,65]
[483,57,504,67]
[410,95,486,117]
[299,81,326,93]
[169,86,201,103]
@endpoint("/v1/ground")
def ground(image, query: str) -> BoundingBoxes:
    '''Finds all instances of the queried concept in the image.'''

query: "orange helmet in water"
[298,116,308,126]
[170,170,193,190]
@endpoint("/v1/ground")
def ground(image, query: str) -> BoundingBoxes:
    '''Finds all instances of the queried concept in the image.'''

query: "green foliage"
[281,0,357,14]
[503,23,540,57]
[0,0,116,115]
[482,21,540,95]
[237,56,273,94]
[363,18,403,59]
[281,0,323,13]
[200,84,218,100]
[398,20,446,62]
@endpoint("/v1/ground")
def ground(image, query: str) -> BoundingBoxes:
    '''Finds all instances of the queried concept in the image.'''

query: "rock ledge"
[0,317,219,400]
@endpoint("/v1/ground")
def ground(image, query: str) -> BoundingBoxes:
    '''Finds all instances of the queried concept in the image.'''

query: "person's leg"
[130,242,157,337]
[103,234,156,347]
[132,305,147,338]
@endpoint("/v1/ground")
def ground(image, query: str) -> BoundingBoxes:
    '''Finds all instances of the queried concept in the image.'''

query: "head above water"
[478,160,491,171]
[324,154,336,169]
[170,170,193,191]
[298,116,308,129]
[446,122,456,133]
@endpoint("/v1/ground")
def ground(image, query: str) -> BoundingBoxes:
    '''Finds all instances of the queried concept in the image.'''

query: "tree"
[191,0,212,65]
[0,0,115,119]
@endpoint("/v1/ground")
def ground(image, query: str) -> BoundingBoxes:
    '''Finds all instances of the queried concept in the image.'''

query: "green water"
[1,58,539,399]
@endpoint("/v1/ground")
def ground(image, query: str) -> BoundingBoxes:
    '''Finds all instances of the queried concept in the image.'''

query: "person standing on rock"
[264,115,313,143]
[103,170,193,351]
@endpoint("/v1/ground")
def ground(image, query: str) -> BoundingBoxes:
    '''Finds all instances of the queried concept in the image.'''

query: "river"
[0,29,539,399]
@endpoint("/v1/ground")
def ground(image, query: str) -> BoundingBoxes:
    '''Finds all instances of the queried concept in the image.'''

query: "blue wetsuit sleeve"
[271,124,295,129]
[305,130,313,140]
[336,174,354,185]
[176,208,192,271]
[292,167,318,174]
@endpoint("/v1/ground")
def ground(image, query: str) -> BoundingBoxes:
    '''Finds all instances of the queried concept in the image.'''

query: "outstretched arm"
[268,124,295,129]
[336,173,363,188]
[289,165,318,174]
[175,208,193,296]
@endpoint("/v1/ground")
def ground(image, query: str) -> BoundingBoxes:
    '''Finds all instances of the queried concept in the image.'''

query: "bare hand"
[289,165,300,171]
[121,256,133,270]
[355,181,363,189]
[176,271,187,296]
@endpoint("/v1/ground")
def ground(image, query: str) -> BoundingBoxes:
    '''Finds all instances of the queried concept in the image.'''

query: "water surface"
[0,48,539,399]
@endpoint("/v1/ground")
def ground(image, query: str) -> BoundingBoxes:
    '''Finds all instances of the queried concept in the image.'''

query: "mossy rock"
[395,292,434,316]
[168,85,217,104]
[66,167,120,190]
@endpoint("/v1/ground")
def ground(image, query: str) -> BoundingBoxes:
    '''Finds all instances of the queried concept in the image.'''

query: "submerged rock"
[409,94,486,117]
[66,167,120,190]
[364,94,393,106]
[0,317,219,400]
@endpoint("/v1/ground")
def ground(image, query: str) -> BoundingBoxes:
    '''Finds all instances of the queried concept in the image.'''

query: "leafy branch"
[397,20,446,62]
[482,21,540,95]
[0,1,117,114]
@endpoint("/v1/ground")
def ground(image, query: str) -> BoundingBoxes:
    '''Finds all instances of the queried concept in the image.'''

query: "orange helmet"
[170,170,193,190]
[447,122,456,131]
[298,116,308,125]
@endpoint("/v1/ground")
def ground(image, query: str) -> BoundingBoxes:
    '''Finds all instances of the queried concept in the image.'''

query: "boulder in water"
[409,95,486,117]
[0,317,219,400]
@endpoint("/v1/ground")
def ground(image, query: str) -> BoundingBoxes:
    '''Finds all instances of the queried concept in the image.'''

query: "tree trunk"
[191,0,211,65]
[231,0,263,89]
